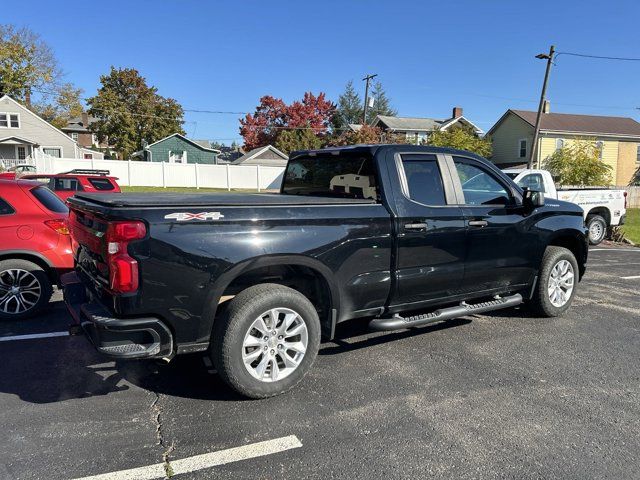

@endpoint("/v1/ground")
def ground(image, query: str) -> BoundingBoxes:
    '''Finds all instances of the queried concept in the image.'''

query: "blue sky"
[4,0,640,144]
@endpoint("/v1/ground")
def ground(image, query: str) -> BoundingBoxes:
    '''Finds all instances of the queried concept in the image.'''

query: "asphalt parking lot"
[1,245,639,480]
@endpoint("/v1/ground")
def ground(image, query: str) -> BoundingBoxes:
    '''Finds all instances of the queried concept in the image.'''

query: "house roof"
[233,145,288,164]
[491,109,640,137]
[348,124,363,132]
[145,133,221,153]
[192,139,212,149]
[374,115,441,132]
[0,135,40,146]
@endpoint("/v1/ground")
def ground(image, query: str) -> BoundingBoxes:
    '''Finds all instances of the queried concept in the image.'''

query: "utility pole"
[362,73,377,125]
[529,45,555,169]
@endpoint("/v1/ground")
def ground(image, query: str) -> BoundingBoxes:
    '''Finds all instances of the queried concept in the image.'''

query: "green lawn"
[622,208,640,245]
[121,186,259,193]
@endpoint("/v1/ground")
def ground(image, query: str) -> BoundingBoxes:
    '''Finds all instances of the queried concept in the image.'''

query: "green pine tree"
[332,80,363,132]
[366,81,397,124]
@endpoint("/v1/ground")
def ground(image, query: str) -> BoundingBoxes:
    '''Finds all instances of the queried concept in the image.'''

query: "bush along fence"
[34,156,284,191]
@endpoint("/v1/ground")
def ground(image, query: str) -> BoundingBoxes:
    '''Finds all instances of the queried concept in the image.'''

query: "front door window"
[16,146,26,160]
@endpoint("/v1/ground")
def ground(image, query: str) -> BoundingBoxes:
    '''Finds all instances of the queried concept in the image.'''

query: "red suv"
[0,179,73,319]
[23,169,121,201]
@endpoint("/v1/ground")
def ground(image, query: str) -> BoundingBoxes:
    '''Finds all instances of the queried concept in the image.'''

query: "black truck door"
[449,155,536,294]
[386,151,467,312]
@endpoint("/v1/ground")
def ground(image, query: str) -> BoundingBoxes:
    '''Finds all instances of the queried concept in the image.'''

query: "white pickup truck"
[503,169,627,245]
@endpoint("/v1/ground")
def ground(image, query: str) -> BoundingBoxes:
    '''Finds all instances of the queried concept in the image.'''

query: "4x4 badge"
[164,212,225,221]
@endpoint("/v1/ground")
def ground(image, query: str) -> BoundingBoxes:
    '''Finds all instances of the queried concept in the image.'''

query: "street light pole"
[362,73,378,125]
[529,45,555,169]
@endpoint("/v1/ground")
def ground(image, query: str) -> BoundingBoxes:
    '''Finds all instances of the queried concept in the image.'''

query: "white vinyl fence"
[34,156,285,191]
[623,186,640,208]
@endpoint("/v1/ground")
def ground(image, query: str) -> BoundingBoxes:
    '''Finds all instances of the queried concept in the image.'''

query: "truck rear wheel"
[211,283,321,398]
[0,259,53,320]
[528,246,578,317]
[587,214,607,245]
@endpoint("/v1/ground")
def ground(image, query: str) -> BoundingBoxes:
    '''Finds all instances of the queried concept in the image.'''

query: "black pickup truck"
[63,145,588,398]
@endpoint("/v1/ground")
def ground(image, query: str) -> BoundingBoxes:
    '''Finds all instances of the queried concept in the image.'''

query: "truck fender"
[199,254,341,343]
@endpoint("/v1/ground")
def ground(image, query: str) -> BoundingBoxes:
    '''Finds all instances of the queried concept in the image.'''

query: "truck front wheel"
[529,246,579,317]
[586,214,607,245]
[211,283,321,398]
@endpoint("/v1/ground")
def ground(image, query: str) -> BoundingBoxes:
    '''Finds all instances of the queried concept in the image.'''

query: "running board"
[369,293,523,332]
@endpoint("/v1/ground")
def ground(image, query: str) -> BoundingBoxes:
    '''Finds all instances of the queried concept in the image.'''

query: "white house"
[0,95,103,163]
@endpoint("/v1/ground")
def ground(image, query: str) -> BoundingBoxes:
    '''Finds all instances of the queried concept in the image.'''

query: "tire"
[0,259,53,320]
[529,246,579,317]
[587,215,607,245]
[211,283,321,399]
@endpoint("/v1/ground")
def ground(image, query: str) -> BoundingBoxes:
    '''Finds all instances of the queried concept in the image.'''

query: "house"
[133,133,221,164]
[0,95,103,161]
[370,107,484,144]
[232,145,288,167]
[487,107,640,185]
[61,112,113,153]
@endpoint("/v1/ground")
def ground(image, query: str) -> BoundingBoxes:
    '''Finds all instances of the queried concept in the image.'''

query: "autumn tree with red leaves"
[240,92,335,151]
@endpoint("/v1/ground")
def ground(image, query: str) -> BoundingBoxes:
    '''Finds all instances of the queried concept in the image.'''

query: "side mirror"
[523,187,544,209]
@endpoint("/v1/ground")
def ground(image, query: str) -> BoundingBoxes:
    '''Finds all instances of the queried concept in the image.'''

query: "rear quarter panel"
[122,204,393,344]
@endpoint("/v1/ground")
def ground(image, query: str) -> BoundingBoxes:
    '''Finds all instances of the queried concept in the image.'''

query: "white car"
[503,168,627,245]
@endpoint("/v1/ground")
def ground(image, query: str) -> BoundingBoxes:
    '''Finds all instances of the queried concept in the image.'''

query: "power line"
[555,51,640,62]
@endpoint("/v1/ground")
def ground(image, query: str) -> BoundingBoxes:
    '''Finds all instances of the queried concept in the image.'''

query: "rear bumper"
[61,272,174,359]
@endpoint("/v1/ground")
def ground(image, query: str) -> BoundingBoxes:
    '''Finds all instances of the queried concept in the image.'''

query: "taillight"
[45,219,70,235]
[105,221,146,293]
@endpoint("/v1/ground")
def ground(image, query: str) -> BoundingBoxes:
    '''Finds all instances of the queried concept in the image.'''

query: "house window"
[636,145,640,164]
[84,153,93,159]
[71,132,79,141]
[168,150,187,163]
[92,134,98,145]
[596,141,604,159]
[0,113,19,128]
[16,146,27,160]
[555,138,564,151]
[518,139,527,158]
[42,147,62,158]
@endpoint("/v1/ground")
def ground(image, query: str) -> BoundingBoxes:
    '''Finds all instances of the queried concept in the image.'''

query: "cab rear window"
[88,178,115,190]
[30,186,69,213]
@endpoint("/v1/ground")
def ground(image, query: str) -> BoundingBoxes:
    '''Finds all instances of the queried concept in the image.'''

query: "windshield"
[282,152,379,200]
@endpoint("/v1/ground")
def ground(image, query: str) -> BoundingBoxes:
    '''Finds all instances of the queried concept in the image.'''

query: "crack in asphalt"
[151,392,175,478]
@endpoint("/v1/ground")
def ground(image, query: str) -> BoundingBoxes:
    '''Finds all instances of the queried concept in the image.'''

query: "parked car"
[0,164,37,180]
[0,179,73,319]
[63,145,588,398]
[503,168,627,245]
[22,169,121,202]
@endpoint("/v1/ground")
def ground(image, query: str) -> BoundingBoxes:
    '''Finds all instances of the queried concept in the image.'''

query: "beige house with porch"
[0,95,103,165]
[488,108,640,185]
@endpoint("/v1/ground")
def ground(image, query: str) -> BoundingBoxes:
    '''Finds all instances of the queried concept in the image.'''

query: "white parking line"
[0,331,69,342]
[621,275,640,280]
[590,248,640,252]
[73,435,303,480]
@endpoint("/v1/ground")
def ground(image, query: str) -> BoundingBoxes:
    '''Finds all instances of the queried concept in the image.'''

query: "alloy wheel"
[547,259,574,308]
[242,307,308,383]
[0,269,42,315]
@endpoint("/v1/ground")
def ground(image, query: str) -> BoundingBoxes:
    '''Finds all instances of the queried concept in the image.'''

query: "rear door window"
[88,178,115,191]
[400,154,446,206]
[30,186,69,213]
[0,197,15,215]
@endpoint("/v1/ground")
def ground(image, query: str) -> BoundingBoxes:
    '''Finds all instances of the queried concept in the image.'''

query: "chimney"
[452,106,463,118]
[543,100,550,114]
[81,111,89,127]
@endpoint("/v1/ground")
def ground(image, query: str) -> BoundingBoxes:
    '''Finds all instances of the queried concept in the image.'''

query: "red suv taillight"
[105,221,146,293]
[44,219,70,235]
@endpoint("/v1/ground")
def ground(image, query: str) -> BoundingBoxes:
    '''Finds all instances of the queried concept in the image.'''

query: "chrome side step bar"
[369,293,523,332]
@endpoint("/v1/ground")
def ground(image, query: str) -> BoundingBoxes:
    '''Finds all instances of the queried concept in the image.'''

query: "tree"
[543,139,612,186]
[328,124,405,146]
[0,24,61,102]
[87,67,185,158]
[33,82,84,129]
[275,128,322,154]
[239,92,335,151]
[332,80,363,131]
[366,81,396,124]
[428,124,492,157]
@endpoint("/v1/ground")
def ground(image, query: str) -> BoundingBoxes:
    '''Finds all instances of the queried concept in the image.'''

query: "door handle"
[468,220,488,227]
[405,222,429,231]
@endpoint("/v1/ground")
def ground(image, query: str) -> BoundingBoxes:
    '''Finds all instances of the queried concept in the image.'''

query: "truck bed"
[70,192,377,209]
